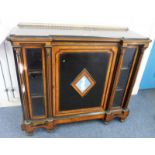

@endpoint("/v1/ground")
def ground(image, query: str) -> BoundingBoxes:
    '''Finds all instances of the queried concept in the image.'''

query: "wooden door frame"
[52,45,118,116]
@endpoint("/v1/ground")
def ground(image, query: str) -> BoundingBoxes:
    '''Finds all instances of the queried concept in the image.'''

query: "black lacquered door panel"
[53,46,117,116]
[59,52,110,110]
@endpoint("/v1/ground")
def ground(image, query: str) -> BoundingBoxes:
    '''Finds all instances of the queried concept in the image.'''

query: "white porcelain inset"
[75,76,91,93]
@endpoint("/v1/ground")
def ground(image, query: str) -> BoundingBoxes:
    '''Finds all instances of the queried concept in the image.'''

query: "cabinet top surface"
[9,23,149,40]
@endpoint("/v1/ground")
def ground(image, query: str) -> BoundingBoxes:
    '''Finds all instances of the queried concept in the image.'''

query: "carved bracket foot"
[21,119,55,135]
[104,108,129,124]
[119,108,129,122]
[104,111,113,124]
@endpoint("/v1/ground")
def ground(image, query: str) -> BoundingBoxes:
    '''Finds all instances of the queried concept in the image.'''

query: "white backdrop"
[0,0,155,106]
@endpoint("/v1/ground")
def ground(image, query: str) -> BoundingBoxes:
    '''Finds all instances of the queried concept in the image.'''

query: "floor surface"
[0,89,155,138]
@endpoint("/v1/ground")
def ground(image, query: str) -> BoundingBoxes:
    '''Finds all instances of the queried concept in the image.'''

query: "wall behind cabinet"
[0,41,20,107]
[140,41,155,89]
[0,0,155,106]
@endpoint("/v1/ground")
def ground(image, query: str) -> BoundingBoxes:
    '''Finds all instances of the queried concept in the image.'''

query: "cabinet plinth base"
[21,109,129,134]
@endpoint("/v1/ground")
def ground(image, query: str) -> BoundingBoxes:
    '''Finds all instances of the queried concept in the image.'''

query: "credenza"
[8,23,151,134]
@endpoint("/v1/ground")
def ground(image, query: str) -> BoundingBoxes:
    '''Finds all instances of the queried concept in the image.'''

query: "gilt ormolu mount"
[8,23,151,134]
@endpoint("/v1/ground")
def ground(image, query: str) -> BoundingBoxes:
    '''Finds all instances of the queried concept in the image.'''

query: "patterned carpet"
[0,89,155,138]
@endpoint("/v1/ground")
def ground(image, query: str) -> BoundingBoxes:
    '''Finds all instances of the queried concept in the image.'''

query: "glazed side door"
[52,45,118,116]
[109,46,139,109]
[22,46,48,120]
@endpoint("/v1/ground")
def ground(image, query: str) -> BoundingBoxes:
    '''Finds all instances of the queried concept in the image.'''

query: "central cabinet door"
[52,45,117,116]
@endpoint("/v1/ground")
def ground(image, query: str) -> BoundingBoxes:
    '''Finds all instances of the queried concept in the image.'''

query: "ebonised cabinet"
[8,23,151,134]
